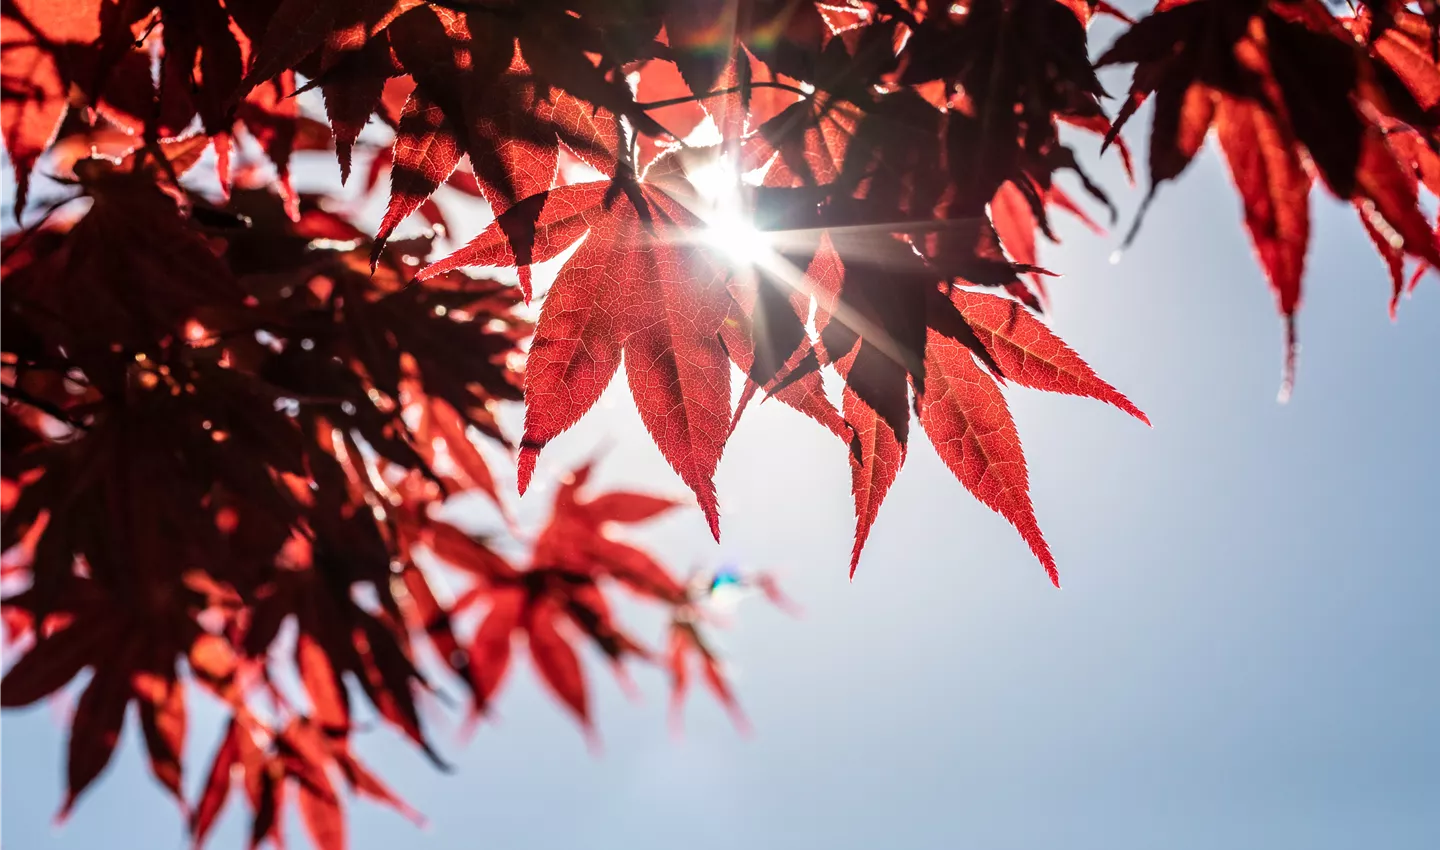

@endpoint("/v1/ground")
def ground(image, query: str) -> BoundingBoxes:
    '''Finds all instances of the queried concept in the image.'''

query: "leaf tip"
[1018,518,1058,588]
[1277,317,1298,405]
[847,540,863,581]
[516,447,539,495]
[1122,398,1152,427]
[582,724,603,757]
[701,499,721,543]
[55,794,77,826]
[519,267,534,305]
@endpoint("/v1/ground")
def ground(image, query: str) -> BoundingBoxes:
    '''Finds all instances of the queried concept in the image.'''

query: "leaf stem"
[636,80,810,111]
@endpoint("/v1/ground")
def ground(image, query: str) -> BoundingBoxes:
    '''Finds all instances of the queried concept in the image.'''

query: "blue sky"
[4,19,1440,850]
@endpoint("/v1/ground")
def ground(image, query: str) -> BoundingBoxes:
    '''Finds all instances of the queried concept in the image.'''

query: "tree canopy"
[1,1,1436,847]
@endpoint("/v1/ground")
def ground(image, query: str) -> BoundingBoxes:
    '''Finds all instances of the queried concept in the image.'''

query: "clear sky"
[4,18,1439,850]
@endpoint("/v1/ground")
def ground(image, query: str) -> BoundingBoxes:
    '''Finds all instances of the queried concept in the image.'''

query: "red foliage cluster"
[1100,0,1440,397]
[1,0,1435,847]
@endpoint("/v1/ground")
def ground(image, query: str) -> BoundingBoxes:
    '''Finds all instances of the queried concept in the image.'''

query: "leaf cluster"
[3,1,1436,846]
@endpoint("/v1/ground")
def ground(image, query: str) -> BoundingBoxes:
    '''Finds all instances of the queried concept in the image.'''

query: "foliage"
[1,0,1435,847]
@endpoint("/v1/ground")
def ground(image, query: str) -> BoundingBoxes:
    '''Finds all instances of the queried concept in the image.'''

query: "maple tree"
[1,0,1436,847]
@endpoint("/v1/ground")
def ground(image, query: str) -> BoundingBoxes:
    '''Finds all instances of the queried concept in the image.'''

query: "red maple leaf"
[429,462,700,739]
[190,716,420,850]
[1099,0,1440,395]
[420,177,736,537]
[1,0,144,212]
[1,579,200,818]
[665,617,749,735]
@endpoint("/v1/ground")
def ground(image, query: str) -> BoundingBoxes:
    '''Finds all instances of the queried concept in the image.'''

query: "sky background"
[4,11,1439,850]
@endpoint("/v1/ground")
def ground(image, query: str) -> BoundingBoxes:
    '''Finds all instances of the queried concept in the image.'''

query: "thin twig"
[636,80,811,111]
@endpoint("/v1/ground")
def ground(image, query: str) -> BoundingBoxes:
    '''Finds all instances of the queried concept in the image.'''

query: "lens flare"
[686,157,773,268]
[702,207,772,266]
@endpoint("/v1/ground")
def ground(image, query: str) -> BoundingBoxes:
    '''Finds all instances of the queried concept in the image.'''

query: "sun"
[669,143,907,370]
[667,145,830,316]
[701,206,772,267]
[683,154,774,268]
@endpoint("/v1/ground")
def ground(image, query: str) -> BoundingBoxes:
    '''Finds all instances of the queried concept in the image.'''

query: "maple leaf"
[447,573,643,736]
[787,204,1146,577]
[529,461,688,603]
[1099,0,1440,394]
[237,0,412,106]
[189,715,418,850]
[230,73,326,219]
[420,178,736,537]
[666,617,749,735]
[369,5,622,257]
[894,0,1119,216]
[719,264,852,441]
[1380,126,1440,299]
[521,594,594,729]
[0,580,203,818]
[1354,1,1440,63]
[244,549,449,763]
[665,563,799,735]
[0,0,116,214]
[210,186,526,500]
[662,0,825,97]
[989,178,1107,311]
[423,461,739,738]
[235,1,651,255]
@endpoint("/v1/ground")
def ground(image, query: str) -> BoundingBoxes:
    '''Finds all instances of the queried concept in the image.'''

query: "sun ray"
[657,153,988,377]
